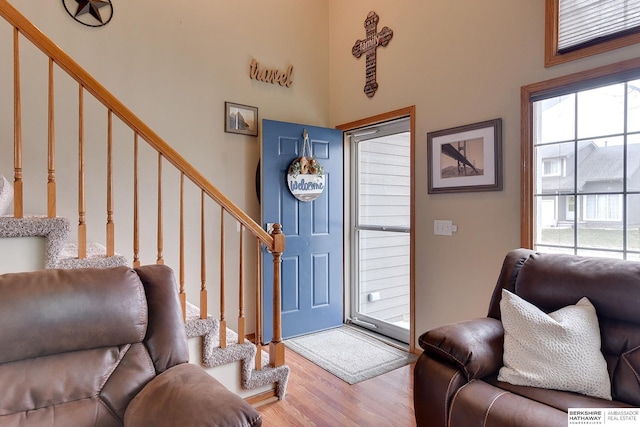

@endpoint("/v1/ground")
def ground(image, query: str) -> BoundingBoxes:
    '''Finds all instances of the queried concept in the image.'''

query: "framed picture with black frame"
[427,118,502,194]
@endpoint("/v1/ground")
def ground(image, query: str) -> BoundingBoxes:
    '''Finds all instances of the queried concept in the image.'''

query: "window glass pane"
[358,229,410,323]
[576,249,624,259]
[577,195,624,249]
[628,79,640,133]
[533,245,575,255]
[577,136,625,194]
[358,134,410,227]
[535,142,575,194]
[535,95,575,144]
[577,83,625,139]
[629,134,640,191]
[629,194,640,252]
[535,195,575,247]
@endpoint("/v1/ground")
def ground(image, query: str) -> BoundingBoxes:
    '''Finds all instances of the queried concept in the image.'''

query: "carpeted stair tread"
[185,301,220,339]
[57,241,128,269]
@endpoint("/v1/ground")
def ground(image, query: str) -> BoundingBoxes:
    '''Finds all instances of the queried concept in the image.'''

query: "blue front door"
[261,119,343,341]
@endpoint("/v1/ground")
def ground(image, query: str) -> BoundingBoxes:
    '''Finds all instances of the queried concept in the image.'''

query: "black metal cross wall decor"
[351,11,393,98]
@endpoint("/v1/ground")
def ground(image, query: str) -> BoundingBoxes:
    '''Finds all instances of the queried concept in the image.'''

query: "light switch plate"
[434,219,453,236]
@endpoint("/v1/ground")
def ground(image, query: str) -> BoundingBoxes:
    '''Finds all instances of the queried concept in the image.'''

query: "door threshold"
[343,322,411,353]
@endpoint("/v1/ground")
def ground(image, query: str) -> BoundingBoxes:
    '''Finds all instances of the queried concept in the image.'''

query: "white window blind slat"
[559,0,640,51]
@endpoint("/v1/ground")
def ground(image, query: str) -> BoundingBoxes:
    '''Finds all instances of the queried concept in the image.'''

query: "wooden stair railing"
[0,0,286,367]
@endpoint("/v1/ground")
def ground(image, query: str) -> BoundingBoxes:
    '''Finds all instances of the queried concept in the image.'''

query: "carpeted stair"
[184,302,289,400]
[56,241,128,269]
[0,215,126,269]
[1,214,289,399]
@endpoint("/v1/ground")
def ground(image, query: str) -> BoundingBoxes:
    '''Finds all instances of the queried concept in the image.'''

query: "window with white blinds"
[558,0,640,52]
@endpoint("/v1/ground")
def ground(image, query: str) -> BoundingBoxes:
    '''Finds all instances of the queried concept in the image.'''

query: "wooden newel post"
[269,223,286,367]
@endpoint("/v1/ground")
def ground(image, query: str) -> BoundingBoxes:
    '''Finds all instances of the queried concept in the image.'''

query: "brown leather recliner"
[414,248,640,427]
[0,265,261,427]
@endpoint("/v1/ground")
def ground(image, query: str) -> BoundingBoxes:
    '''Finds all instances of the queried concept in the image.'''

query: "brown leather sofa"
[0,265,261,427]
[414,248,640,426]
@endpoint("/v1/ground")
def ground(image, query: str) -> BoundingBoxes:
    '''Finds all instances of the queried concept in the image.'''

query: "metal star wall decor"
[62,0,113,27]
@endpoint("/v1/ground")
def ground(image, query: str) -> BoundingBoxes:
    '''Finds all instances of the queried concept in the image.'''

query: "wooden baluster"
[255,238,262,371]
[77,85,86,258]
[156,153,164,264]
[13,27,23,218]
[47,58,56,218]
[106,110,114,256]
[269,224,286,367]
[200,190,207,319]
[238,223,245,343]
[179,172,186,321]
[219,207,226,349]
[132,133,140,267]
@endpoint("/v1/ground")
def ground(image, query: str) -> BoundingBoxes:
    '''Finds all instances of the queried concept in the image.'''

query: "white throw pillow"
[0,175,13,216]
[498,289,611,400]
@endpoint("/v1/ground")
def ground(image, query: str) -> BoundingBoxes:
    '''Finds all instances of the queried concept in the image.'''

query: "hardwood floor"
[257,349,417,426]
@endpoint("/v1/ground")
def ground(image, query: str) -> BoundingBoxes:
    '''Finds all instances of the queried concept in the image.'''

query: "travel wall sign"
[249,58,294,88]
[352,11,393,98]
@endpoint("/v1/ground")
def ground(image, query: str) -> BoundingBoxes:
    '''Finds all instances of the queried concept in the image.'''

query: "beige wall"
[326,0,640,343]
[0,0,330,333]
[2,0,330,212]
[2,0,640,343]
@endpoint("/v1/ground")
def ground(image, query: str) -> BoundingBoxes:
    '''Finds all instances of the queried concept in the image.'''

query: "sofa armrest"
[124,363,262,427]
[418,317,504,380]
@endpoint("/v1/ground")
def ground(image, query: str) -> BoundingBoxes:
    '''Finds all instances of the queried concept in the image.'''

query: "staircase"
[0,0,289,403]
[184,302,289,402]
[0,216,290,402]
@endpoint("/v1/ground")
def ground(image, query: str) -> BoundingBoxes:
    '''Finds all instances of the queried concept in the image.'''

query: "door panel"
[350,119,412,343]
[261,119,343,341]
